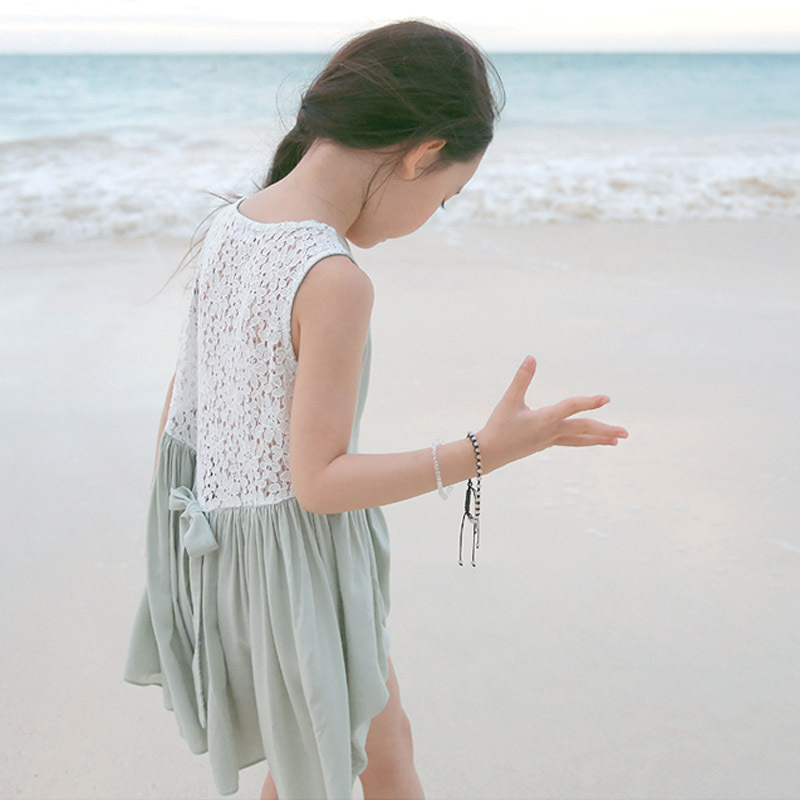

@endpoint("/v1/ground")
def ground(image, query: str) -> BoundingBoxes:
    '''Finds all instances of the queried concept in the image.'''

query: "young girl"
[123,18,628,800]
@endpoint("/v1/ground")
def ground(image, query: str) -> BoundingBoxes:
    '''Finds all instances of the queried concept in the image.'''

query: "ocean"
[1,52,798,243]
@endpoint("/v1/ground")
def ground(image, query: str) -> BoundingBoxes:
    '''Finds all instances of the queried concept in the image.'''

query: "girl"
[123,18,628,800]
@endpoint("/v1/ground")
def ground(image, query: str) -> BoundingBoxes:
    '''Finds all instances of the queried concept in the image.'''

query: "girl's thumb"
[505,355,537,401]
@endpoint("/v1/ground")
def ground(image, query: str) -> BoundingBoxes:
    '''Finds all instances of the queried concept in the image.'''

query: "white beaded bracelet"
[431,439,453,500]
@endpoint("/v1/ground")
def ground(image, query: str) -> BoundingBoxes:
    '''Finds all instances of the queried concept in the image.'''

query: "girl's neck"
[254,139,385,238]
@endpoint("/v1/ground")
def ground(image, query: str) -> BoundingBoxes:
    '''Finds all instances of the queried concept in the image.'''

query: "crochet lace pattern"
[164,201,356,511]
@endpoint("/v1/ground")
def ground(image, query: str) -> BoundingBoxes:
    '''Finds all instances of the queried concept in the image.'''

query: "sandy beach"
[2,218,799,799]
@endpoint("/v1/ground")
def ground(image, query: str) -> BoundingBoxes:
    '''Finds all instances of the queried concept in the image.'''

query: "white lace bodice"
[164,198,364,511]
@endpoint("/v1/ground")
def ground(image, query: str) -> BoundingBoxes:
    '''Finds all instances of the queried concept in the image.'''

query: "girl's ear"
[400,138,447,180]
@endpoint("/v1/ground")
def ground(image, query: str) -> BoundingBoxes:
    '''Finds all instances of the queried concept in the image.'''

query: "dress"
[122,196,392,799]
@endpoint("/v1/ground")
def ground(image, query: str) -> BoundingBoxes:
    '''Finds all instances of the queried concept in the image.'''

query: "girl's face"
[347,142,485,248]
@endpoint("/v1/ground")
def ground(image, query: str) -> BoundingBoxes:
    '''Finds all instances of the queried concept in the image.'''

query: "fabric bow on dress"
[168,485,220,730]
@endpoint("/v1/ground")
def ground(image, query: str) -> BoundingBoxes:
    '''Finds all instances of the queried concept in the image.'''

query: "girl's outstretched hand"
[477,355,628,474]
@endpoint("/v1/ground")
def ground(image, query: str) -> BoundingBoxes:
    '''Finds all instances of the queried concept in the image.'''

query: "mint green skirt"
[123,430,392,798]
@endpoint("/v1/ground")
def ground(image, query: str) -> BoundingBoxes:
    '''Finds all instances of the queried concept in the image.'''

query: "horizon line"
[3,48,800,55]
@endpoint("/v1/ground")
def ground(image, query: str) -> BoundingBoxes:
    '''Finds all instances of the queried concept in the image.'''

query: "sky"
[2,0,799,53]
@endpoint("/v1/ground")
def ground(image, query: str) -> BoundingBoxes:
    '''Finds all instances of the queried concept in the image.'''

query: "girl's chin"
[351,234,387,249]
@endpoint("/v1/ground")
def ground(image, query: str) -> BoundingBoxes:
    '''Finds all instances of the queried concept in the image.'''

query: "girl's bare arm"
[288,256,627,515]
[151,371,175,486]
[308,436,491,513]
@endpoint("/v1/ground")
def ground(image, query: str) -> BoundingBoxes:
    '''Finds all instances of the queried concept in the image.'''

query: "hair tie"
[295,115,310,135]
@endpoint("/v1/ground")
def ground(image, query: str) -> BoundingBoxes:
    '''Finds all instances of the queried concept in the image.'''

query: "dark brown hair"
[166,18,504,290]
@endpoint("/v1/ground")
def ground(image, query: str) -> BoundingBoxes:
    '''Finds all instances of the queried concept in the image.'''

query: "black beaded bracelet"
[459,431,482,567]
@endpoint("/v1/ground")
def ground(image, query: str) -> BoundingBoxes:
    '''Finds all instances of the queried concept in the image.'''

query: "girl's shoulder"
[205,201,353,268]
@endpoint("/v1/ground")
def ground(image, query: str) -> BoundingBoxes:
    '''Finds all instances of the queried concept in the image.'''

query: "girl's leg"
[260,770,278,800]
[261,654,424,800]
[359,654,425,800]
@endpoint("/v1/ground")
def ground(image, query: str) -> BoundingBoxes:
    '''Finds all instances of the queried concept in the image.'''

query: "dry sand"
[1,218,799,799]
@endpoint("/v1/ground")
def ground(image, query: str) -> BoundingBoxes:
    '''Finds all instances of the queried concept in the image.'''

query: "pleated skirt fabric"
[123,430,392,798]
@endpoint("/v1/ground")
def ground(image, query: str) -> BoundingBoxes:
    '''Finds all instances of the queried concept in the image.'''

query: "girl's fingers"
[550,394,610,420]
[560,419,628,438]
[555,434,620,447]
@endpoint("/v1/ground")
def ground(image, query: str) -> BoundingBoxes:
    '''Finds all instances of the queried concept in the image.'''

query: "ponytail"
[267,107,314,185]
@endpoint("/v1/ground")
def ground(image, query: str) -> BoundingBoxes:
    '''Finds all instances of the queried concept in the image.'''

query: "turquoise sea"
[1,52,798,242]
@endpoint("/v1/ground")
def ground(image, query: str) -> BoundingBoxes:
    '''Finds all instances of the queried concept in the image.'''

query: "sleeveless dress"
[122,196,392,799]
